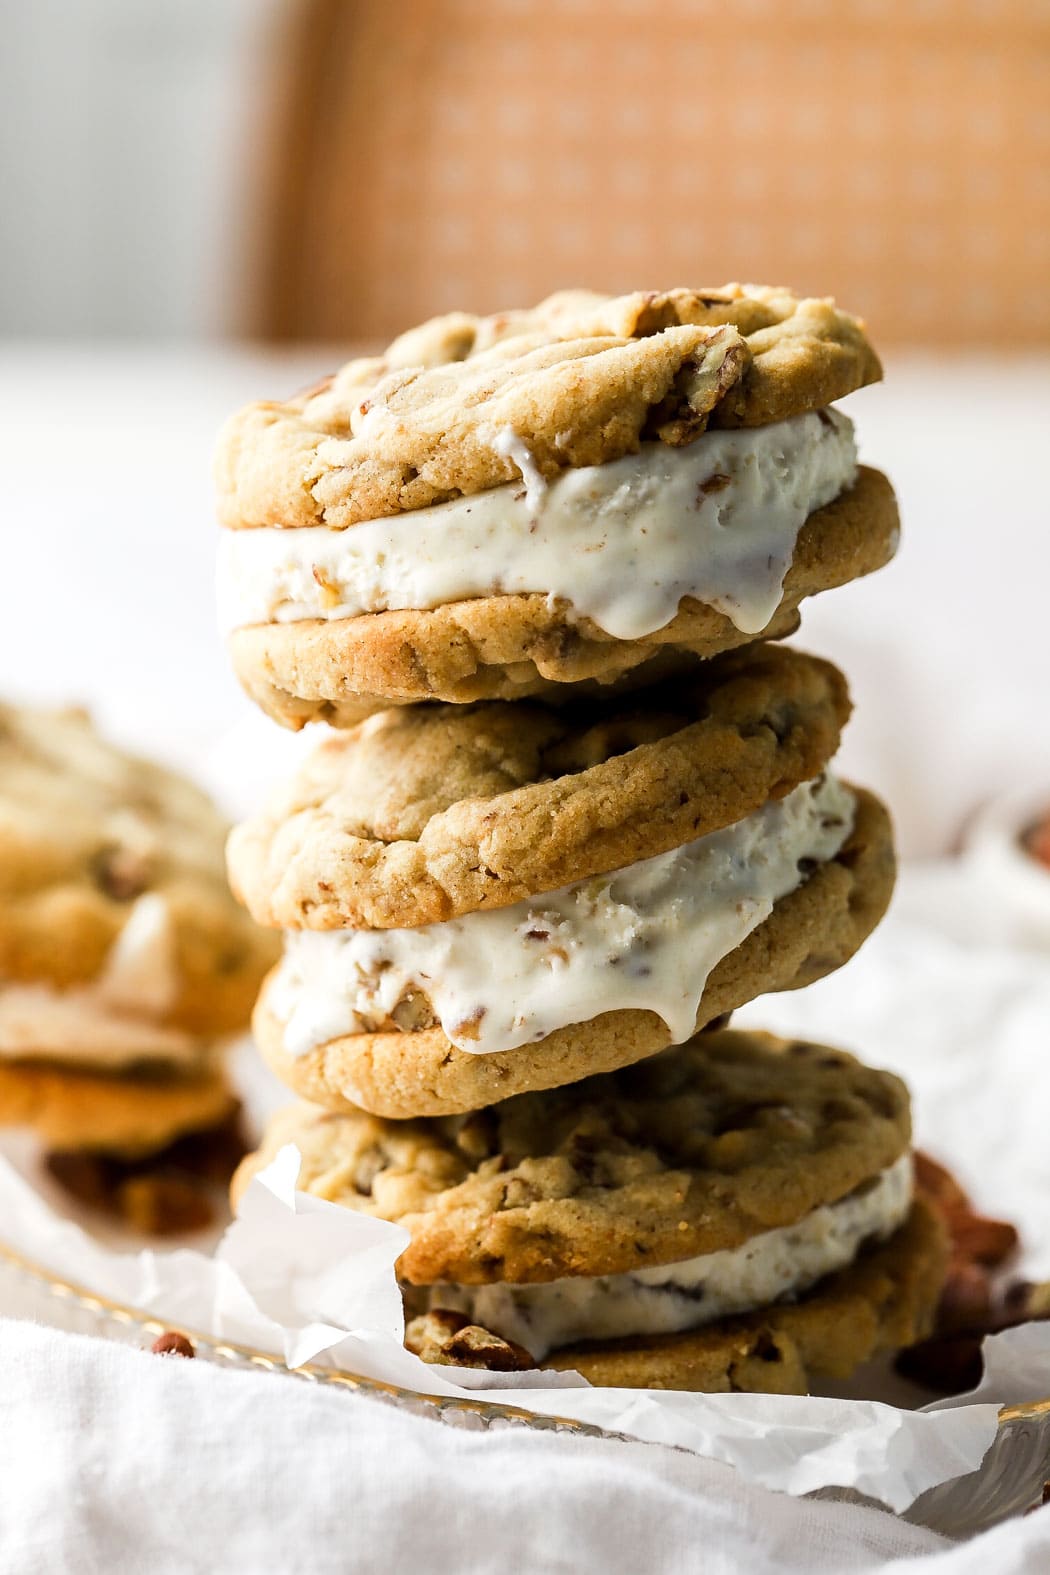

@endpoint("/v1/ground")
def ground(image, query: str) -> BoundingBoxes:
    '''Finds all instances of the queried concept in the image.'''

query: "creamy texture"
[218,409,857,639]
[271,775,855,1059]
[423,1154,913,1359]
[0,894,202,1070]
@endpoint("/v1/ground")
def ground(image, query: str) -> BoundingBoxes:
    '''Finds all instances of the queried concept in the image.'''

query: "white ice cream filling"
[421,1154,914,1360]
[218,409,858,640]
[0,894,205,1071]
[271,775,855,1059]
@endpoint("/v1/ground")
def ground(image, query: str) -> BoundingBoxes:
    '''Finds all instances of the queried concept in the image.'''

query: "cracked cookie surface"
[233,1026,911,1284]
[217,285,880,531]
[227,644,850,932]
[248,787,894,1117]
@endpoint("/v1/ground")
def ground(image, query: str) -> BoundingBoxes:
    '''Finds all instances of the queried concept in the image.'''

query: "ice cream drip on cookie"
[270,774,855,1058]
[219,409,858,642]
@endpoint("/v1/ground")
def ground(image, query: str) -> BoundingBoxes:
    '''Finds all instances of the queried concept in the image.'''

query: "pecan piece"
[151,1330,195,1359]
[405,1309,533,1372]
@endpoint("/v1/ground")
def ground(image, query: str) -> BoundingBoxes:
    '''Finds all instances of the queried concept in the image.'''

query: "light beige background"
[257,0,1050,345]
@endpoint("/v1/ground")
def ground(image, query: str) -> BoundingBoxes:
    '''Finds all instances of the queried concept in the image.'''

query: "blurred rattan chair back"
[253,0,1050,346]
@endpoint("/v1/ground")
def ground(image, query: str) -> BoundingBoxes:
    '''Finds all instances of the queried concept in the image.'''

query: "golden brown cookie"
[217,286,880,531]
[250,788,893,1119]
[233,1026,911,1284]
[226,465,897,729]
[235,1032,942,1392]
[0,1057,237,1158]
[547,1201,945,1393]
[0,703,278,1035]
[227,644,850,932]
[404,1209,944,1394]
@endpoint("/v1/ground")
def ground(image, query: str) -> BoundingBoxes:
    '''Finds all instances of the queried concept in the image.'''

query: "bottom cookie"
[254,789,895,1120]
[406,1202,944,1392]
[541,1200,945,1393]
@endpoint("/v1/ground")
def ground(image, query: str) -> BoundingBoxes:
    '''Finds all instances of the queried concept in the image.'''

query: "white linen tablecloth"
[7,1318,1049,1575]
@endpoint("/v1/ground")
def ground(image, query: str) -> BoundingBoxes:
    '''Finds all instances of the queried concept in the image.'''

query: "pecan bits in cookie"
[217,285,880,532]
[228,643,850,932]
[217,285,891,726]
[233,1028,912,1285]
[228,647,897,1118]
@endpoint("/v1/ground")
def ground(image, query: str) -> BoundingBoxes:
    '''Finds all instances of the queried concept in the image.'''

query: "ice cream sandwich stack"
[218,286,946,1390]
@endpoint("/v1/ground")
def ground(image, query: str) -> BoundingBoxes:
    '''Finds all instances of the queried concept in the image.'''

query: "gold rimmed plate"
[0,1232,622,1440]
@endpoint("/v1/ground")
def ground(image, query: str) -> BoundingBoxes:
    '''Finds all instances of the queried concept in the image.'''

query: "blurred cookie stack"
[217,286,946,1391]
[0,704,277,1231]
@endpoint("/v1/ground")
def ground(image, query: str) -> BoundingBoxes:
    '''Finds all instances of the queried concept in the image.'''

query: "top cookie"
[0,703,278,1035]
[216,285,880,531]
[226,643,849,931]
[232,1027,911,1285]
